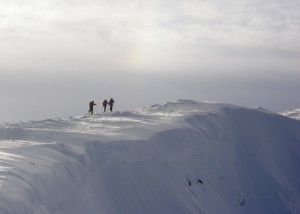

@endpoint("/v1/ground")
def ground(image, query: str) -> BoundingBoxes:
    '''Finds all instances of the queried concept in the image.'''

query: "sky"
[0,0,300,123]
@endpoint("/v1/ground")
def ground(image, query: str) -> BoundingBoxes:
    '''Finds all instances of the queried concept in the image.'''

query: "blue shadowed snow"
[0,100,300,214]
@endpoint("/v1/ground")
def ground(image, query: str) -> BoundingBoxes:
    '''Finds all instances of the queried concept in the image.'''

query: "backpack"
[103,100,108,106]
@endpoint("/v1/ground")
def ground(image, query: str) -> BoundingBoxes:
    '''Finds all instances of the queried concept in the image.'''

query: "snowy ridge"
[0,100,300,214]
[281,109,300,120]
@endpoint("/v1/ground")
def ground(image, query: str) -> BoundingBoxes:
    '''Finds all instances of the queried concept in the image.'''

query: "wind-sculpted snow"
[0,100,300,214]
[281,109,300,120]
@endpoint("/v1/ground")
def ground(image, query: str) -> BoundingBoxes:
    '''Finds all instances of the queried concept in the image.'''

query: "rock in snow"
[0,100,299,214]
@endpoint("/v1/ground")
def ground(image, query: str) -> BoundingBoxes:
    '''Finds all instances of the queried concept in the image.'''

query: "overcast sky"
[1,0,300,123]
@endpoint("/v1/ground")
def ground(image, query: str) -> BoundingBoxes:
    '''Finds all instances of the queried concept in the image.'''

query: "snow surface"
[281,109,300,121]
[0,100,300,214]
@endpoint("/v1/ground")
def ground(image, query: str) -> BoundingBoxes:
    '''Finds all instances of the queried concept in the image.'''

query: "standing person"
[103,99,108,112]
[108,98,115,112]
[89,101,96,115]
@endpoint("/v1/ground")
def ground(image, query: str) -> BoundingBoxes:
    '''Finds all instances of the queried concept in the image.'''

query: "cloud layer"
[1,0,299,73]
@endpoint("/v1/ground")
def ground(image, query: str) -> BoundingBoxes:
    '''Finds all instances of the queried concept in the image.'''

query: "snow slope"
[281,109,300,120]
[0,100,300,214]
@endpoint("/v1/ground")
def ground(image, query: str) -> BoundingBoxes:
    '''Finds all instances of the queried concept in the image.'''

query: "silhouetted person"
[108,98,115,112]
[89,101,96,115]
[103,99,108,112]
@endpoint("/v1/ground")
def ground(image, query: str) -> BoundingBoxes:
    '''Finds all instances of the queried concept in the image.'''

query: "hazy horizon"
[1,0,300,123]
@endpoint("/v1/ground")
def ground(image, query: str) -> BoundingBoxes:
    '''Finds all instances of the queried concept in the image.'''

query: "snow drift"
[281,109,300,121]
[0,100,300,214]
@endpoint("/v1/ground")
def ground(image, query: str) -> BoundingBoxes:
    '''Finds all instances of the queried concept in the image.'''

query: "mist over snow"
[0,100,300,214]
